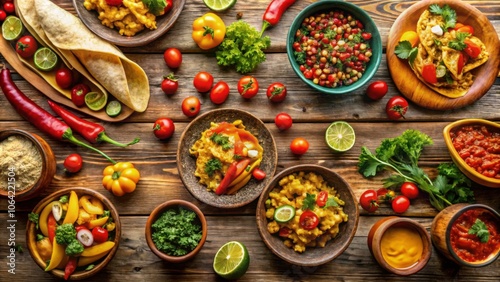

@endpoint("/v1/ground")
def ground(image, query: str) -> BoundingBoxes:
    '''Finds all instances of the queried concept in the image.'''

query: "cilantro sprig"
[429,4,457,31]
[468,219,490,243]
[448,32,470,51]
[395,41,418,66]
[205,158,222,177]
[210,133,232,150]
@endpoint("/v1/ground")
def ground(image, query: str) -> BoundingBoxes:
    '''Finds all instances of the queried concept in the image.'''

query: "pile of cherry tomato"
[359,182,420,214]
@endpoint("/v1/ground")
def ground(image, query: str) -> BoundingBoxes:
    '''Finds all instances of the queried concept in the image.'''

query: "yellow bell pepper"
[87,216,109,229]
[79,195,104,215]
[81,241,115,257]
[102,162,140,196]
[45,239,65,271]
[62,191,79,225]
[192,13,226,50]
[39,201,58,236]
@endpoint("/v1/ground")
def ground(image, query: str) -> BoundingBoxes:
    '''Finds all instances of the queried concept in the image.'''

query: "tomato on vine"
[266,82,287,102]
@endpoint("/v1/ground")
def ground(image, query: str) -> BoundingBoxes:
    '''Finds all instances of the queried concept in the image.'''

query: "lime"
[273,205,295,223]
[213,241,249,280]
[325,121,356,152]
[2,16,24,41]
[105,100,122,117]
[85,92,107,111]
[33,47,58,72]
[203,0,237,11]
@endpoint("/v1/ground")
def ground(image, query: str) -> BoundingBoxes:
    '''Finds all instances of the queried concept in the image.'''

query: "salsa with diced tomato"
[450,208,500,263]
[450,125,500,179]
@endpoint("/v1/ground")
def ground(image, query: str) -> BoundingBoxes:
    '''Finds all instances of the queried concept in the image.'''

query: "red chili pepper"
[47,213,57,244]
[215,162,238,195]
[0,65,116,163]
[48,100,139,147]
[64,257,78,280]
[261,0,297,36]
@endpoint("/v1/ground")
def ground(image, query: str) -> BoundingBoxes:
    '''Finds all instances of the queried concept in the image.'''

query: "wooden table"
[1,0,499,281]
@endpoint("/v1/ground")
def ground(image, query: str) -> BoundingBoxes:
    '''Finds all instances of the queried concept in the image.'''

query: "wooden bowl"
[26,187,121,280]
[256,164,359,266]
[0,129,56,201]
[367,216,432,276]
[145,199,207,263]
[177,108,278,209]
[431,203,500,267]
[387,0,500,110]
[72,0,186,47]
[443,119,500,188]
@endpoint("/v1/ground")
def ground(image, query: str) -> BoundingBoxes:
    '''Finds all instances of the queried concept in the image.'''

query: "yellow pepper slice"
[192,13,226,50]
[87,216,109,229]
[229,158,262,187]
[39,201,58,236]
[79,195,104,215]
[62,191,79,225]
[81,241,115,257]
[45,239,65,271]
[77,251,110,267]
[227,173,252,195]
[102,162,140,196]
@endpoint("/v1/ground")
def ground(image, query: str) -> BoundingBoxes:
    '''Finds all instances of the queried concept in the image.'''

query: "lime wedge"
[203,0,237,11]
[325,121,356,152]
[2,16,24,41]
[33,47,58,72]
[85,92,107,111]
[274,205,295,223]
[213,241,249,280]
[105,100,122,117]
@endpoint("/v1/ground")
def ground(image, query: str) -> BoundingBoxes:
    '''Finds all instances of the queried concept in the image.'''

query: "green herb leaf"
[85,264,95,271]
[210,133,233,150]
[205,158,222,177]
[429,4,457,30]
[28,212,39,230]
[468,219,490,243]
[302,193,316,210]
[59,195,69,203]
[448,32,470,51]
[324,197,339,208]
[394,41,418,66]
[142,0,167,16]
[294,51,306,65]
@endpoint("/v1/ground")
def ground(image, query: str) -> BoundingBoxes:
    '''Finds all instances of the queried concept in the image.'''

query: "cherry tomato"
[454,25,474,35]
[181,96,201,117]
[464,40,481,59]
[252,168,266,180]
[92,227,109,243]
[377,188,395,203]
[392,195,410,213]
[153,118,175,140]
[366,80,388,100]
[299,210,319,230]
[71,83,91,107]
[274,112,292,131]
[237,76,259,99]
[209,81,230,105]
[163,0,173,14]
[279,227,292,237]
[361,32,372,40]
[266,82,287,102]
[290,137,309,155]
[161,73,178,95]
[55,67,73,89]
[3,2,15,14]
[421,64,438,84]
[64,153,83,173]
[163,48,182,69]
[385,96,408,120]
[105,0,123,6]
[0,10,6,22]
[193,71,214,93]
[400,182,419,200]
[15,35,38,58]
[359,189,379,212]
[316,190,328,207]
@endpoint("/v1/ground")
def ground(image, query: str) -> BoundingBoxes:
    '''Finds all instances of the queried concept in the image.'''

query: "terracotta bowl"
[443,119,500,188]
[145,199,207,263]
[177,108,278,209]
[431,203,500,267]
[0,129,56,201]
[367,216,432,276]
[26,187,121,280]
[256,164,359,266]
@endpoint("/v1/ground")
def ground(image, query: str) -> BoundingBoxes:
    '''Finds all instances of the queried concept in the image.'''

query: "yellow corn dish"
[265,171,348,253]
[84,0,157,36]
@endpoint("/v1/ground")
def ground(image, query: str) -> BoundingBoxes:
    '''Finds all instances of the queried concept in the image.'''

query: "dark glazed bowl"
[256,164,359,266]
[286,0,382,94]
[177,109,278,209]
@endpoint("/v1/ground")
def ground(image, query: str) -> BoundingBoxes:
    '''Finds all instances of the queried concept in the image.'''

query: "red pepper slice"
[463,40,481,59]
[47,213,57,244]
[215,162,238,195]
[64,257,78,280]
[234,158,251,177]
[422,64,438,84]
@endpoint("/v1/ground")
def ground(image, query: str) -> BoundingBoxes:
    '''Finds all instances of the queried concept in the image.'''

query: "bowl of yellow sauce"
[368,217,432,276]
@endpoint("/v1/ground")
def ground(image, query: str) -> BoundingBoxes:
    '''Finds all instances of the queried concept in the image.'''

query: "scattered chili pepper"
[260,0,297,36]
[63,257,78,280]
[0,65,116,164]
[47,100,139,147]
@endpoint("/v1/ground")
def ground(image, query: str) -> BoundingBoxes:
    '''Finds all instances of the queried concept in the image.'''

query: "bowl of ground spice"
[0,129,56,201]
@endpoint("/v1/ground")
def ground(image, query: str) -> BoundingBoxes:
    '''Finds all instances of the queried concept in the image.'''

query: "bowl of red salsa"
[443,119,500,188]
[431,203,500,267]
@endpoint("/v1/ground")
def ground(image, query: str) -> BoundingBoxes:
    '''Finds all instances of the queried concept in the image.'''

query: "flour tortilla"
[34,0,150,112]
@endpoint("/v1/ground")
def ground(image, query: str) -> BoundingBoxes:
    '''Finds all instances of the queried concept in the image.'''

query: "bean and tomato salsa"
[292,10,373,88]
[450,208,500,263]
[450,125,500,179]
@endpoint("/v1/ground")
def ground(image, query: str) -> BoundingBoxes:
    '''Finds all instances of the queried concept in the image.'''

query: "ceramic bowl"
[286,0,382,94]
[177,108,278,209]
[443,119,500,188]
[431,203,500,267]
[26,187,121,280]
[72,0,186,47]
[256,164,359,266]
[0,129,56,201]
[367,216,432,276]
[145,199,207,263]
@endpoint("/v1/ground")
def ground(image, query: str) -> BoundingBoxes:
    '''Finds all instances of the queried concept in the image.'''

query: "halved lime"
[213,241,250,280]
[85,92,107,111]
[33,47,58,72]
[274,205,295,223]
[106,100,122,117]
[325,121,356,152]
[203,0,237,11]
[2,16,24,41]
